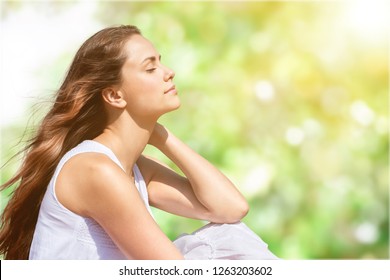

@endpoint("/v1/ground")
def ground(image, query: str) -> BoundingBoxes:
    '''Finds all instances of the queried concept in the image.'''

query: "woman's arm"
[144,123,249,223]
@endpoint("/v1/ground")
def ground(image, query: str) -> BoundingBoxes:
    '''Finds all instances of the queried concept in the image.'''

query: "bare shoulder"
[67,152,122,173]
[59,152,125,185]
[56,152,129,217]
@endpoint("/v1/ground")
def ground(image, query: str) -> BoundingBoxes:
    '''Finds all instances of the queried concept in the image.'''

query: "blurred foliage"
[1,1,388,259]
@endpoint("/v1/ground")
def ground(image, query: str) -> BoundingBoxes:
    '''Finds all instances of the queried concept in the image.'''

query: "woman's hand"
[148,123,169,149]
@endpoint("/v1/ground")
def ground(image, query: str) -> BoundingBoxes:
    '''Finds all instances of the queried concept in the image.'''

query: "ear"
[101,87,127,109]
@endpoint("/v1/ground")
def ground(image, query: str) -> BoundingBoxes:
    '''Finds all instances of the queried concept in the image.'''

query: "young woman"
[0,25,278,260]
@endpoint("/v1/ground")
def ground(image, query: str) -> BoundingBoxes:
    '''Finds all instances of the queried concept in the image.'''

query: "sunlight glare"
[342,0,389,44]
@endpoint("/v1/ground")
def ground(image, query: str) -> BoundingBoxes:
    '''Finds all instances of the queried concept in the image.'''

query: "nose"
[163,65,175,81]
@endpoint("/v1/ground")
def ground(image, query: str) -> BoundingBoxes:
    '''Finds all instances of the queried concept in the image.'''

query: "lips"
[164,85,177,94]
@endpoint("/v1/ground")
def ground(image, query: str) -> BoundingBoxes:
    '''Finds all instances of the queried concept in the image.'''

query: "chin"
[167,98,181,111]
[155,103,180,119]
[172,100,181,110]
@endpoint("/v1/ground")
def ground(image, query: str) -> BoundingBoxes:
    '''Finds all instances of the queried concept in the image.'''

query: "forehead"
[122,34,158,65]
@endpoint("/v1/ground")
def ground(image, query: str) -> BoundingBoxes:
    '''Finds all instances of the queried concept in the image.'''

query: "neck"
[94,112,157,175]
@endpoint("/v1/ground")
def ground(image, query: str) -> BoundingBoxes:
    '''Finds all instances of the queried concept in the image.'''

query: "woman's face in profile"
[117,34,180,118]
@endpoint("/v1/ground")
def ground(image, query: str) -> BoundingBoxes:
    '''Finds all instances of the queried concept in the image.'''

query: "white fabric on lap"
[174,222,279,260]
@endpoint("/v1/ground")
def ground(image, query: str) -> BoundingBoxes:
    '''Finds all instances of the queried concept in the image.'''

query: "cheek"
[120,74,164,115]
[125,74,161,94]
[127,84,160,103]
[124,87,161,116]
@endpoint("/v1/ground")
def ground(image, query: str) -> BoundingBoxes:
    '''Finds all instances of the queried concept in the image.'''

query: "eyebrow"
[141,54,161,65]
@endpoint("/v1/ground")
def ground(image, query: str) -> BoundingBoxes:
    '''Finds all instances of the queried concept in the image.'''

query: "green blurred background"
[1,0,388,259]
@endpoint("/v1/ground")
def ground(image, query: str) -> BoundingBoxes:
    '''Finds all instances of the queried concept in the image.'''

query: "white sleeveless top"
[29,140,153,260]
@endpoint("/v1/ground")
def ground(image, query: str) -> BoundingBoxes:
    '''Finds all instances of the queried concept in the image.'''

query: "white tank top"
[29,140,153,259]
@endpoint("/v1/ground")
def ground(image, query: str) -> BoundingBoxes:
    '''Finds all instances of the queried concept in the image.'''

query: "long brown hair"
[0,25,141,259]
